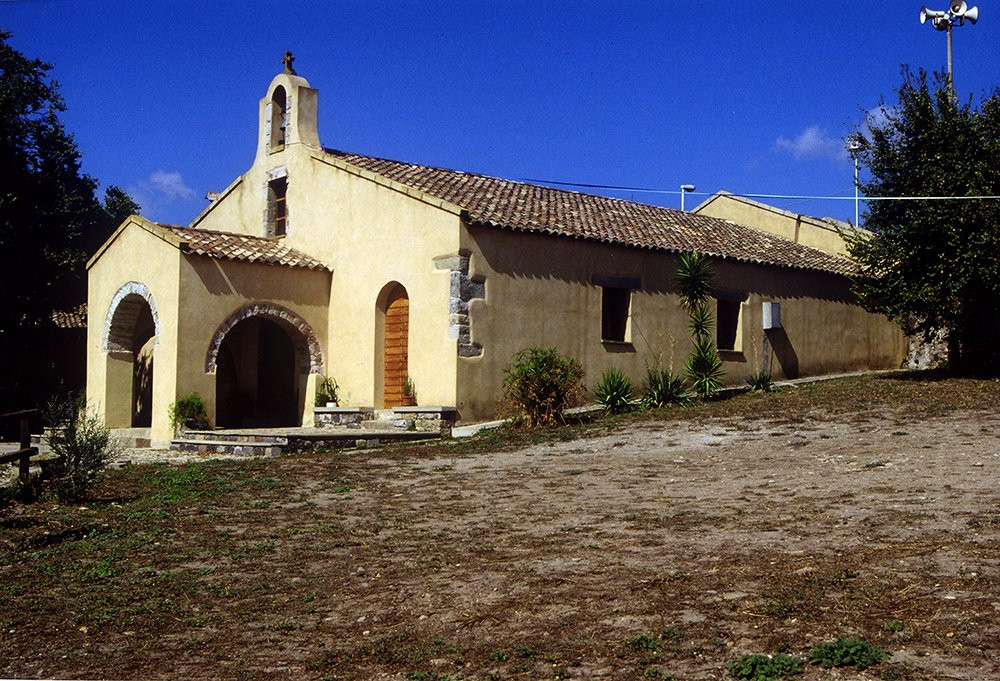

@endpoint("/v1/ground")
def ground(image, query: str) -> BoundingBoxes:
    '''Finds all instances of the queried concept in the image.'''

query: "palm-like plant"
[676,251,724,399]
[676,251,715,309]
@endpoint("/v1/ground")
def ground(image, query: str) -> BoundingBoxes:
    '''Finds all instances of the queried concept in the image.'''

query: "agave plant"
[747,369,775,393]
[642,366,689,408]
[594,367,635,413]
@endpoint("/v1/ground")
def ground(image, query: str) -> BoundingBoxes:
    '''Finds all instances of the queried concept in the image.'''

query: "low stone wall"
[314,406,374,429]
[391,407,458,437]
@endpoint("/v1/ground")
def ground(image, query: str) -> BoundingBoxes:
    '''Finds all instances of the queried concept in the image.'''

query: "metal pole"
[946,21,954,96]
[680,189,685,212]
[854,156,860,226]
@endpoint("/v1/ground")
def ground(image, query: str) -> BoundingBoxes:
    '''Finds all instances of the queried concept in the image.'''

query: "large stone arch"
[205,303,323,375]
[103,281,160,352]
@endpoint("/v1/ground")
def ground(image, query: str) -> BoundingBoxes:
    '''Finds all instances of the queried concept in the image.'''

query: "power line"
[520,177,1000,202]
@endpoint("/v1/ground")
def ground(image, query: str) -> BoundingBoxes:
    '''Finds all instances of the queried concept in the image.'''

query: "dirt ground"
[2,375,999,680]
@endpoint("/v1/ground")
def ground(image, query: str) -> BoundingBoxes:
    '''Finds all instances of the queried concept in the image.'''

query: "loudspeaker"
[920,6,946,23]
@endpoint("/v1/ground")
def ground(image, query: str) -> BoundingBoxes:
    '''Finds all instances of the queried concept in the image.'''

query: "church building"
[86,58,905,445]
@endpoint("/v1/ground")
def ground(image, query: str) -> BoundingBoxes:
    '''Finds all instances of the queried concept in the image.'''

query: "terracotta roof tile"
[157,225,329,271]
[323,149,856,276]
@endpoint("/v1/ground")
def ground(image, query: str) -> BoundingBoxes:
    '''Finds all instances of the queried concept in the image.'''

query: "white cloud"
[774,125,848,162]
[147,170,196,201]
[128,170,198,221]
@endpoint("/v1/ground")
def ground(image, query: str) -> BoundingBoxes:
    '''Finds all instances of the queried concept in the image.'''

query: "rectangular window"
[601,287,631,343]
[267,177,287,237]
[716,298,742,352]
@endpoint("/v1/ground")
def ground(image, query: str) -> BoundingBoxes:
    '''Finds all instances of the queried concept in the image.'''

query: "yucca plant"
[642,367,689,408]
[676,251,724,399]
[676,251,715,309]
[687,299,715,338]
[594,367,635,413]
[685,335,724,398]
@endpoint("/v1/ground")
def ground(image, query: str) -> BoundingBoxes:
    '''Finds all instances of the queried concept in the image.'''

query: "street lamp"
[847,141,862,226]
[680,184,696,212]
[920,1,979,95]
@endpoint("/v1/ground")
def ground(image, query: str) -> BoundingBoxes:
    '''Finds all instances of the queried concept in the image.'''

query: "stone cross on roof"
[282,51,296,75]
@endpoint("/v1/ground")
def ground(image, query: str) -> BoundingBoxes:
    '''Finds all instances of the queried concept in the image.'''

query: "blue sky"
[4,1,998,227]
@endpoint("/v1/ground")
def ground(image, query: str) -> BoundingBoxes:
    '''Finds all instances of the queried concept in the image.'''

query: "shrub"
[809,638,888,669]
[45,397,121,502]
[685,335,724,399]
[315,375,339,406]
[594,368,635,413]
[729,653,804,680]
[502,347,584,427]
[747,369,775,393]
[642,367,688,408]
[168,392,209,431]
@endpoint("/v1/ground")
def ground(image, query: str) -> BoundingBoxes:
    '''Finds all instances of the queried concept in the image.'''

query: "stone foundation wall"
[314,407,374,429]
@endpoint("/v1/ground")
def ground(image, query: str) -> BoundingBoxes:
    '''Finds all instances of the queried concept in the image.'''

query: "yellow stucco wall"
[455,225,905,420]
[87,221,181,444]
[693,193,853,256]
[175,257,331,432]
[190,73,462,410]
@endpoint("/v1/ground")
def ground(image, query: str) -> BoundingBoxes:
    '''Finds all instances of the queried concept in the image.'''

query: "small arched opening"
[207,304,322,428]
[103,282,160,428]
[375,282,409,408]
[270,85,287,151]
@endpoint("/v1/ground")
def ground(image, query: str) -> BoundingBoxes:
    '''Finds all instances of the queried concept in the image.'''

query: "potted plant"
[401,375,416,406]
[315,376,339,407]
[168,392,210,435]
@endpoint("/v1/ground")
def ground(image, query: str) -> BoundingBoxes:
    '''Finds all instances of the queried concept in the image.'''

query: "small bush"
[729,654,804,680]
[45,397,121,502]
[809,638,888,669]
[502,347,584,427]
[643,367,688,408]
[626,631,658,651]
[595,368,635,413]
[685,335,724,399]
[747,370,775,392]
[169,392,209,431]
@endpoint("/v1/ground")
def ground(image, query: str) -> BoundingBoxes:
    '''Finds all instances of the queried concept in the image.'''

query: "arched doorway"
[377,283,409,408]
[103,282,160,428]
[207,305,322,428]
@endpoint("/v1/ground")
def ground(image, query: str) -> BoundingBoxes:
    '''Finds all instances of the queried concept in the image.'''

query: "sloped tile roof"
[323,149,856,276]
[157,225,329,271]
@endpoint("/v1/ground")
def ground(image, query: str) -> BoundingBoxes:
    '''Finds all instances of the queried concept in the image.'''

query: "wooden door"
[383,289,409,407]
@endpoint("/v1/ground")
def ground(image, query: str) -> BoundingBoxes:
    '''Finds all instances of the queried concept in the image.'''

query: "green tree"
[848,68,1000,372]
[0,31,139,413]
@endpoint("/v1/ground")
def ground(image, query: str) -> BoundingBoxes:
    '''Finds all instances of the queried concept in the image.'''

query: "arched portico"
[103,281,160,428]
[206,303,323,428]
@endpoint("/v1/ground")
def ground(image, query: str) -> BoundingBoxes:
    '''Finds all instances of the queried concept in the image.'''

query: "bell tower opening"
[269,86,287,151]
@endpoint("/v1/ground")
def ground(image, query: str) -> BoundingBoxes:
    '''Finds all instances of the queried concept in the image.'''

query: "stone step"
[170,439,285,457]
[110,427,153,448]
[182,430,288,445]
[170,429,441,457]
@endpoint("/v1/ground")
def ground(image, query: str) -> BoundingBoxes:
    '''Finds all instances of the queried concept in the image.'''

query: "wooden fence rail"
[0,409,40,484]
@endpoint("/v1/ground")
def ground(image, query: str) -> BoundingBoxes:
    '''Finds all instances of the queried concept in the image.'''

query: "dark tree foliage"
[848,68,1000,373]
[0,32,139,415]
